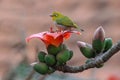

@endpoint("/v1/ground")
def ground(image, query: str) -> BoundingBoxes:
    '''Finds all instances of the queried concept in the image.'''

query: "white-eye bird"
[50,11,84,31]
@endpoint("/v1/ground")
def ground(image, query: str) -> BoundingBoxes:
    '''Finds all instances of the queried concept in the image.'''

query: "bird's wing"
[56,16,75,27]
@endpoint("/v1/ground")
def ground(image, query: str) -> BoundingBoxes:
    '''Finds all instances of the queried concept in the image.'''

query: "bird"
[50,11,84,31]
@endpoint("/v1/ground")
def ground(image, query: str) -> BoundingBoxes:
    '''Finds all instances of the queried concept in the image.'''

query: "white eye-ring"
[55,14,58,16]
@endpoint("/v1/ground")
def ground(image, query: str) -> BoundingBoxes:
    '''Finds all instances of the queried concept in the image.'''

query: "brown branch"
[54,41,120,73]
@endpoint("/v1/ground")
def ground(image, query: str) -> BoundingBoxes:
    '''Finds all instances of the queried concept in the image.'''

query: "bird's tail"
[74,24,84,32]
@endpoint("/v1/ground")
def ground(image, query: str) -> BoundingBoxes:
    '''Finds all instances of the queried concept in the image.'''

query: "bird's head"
[50,11,64,21]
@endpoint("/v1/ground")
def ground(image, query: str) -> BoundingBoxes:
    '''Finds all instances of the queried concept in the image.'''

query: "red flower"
[26,30,81,47]
[107,75,120,80]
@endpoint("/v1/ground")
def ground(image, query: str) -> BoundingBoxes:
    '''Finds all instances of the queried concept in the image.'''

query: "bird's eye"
[55,14,57,16]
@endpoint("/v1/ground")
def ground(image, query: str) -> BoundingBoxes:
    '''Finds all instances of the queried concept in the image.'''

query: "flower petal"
[53,35,63,47]
[63,32,71,40]
[63,30,81,39]
[44,33,63,47]
[26,33,43,42]
[26,32,51,47]
[69,30,81,35]
[26,30,81,48]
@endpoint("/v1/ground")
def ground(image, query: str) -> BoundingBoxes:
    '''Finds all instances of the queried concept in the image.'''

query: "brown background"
[0,0,120,80]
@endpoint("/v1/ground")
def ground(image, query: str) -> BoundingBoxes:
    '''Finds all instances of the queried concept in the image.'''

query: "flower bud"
[93,26,105,41]
[56,49,70,65]
[45,54,56,66]
[47,44,62,55]
[68,50,73,60]
[30,62,38,67]
[56,61,65,66]
[103,38,113,52]
[33,63,49,75]
[38,51,46,62]
[77,41,86,48]
[77,41,95,58]
[92,26,105,53]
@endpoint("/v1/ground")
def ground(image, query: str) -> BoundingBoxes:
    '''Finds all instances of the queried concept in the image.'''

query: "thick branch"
[54,41,120,73]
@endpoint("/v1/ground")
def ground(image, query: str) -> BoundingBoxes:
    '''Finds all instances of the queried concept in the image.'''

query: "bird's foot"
[50,27,54,33]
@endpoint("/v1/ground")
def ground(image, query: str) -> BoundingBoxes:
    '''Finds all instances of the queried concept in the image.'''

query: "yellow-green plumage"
[50,11,82,30]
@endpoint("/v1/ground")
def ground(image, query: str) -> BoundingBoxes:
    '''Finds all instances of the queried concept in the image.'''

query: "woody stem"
[54,41,120,73]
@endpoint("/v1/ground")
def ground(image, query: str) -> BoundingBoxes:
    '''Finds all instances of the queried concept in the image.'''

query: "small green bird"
[50,11,84,31]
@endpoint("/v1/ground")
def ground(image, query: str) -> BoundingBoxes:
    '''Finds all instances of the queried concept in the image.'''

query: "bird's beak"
[49,14,53,17]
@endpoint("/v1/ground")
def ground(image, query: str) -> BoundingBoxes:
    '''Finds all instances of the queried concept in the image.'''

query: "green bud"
[30,62,38,67]
[103,38,113,52]
[47,44,62,55]
[56,49,70,65]
[69,50,73,60]
[45,54,56,66]
[92,26,105,53]
[48,67,55,74]
[38,51,46,62]
[56,61,65,66]
[92,39,105,53]
[77,41,95,58]
[33,63,49,75]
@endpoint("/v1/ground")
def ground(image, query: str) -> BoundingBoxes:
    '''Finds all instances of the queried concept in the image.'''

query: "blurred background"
[0,0,120,80]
